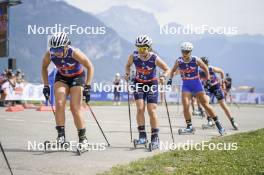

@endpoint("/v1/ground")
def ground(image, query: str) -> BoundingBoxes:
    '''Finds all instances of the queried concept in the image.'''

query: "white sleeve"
[1,82,9,90]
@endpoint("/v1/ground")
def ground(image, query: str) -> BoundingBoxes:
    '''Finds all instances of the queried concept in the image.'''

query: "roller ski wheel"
[43,140,70,151]
[218,128,226,136]
[230,119,238,130]
[200,110,206,119]
[76,140,90,156]
[202,122,215,129]
[133,138,148,149]
[178,127,195,135]
[148,139,159,152]
[215,121,226,136]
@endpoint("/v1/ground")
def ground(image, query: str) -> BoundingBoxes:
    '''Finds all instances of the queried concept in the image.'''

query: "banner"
[4,82,45,101]
[3,81,264,104]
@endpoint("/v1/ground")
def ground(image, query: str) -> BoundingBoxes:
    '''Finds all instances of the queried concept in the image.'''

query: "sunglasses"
[50,47,64,53]
[181,50,191,54]
[137,46,149,53]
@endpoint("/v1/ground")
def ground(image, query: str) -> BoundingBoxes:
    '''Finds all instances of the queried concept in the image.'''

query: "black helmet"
[201,56,209,65]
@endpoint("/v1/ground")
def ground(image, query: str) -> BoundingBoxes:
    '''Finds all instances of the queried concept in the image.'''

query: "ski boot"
[214,120,226,136]
[133,126,148,148]
[178,125,195,135]
[202,117,215,129]
[76,128,89,155]
[149,129,160,151]
[230,118,238,130]
[77,137,89,155]
[44,126,69,151]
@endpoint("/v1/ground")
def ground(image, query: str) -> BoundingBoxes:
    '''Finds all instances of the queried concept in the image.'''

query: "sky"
[64,0,264,35]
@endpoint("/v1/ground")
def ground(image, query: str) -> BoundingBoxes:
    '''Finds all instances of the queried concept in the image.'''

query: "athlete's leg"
[196,92,216,117]
[54,81,69,127]
[182,92,192,122]
[69,86,89,143]
[135,99,146,126]
[191,96,196,113]
[147,103,158,129]
[54,81,69,142]
[147,102,159,148]
[196,92,225,134]
[219,99,232,119]
[69,86,85,129]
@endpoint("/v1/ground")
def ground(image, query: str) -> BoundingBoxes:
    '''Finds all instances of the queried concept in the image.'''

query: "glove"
[43,85,50,100]
[204,80,212,90]
[167,78,172,86]
[83,85,91,103]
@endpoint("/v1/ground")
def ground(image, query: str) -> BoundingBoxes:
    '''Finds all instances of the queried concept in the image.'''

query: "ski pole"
[127,80,133,142]
[0,142,14,175]
[164,92,175,143]
[86,104,110,146]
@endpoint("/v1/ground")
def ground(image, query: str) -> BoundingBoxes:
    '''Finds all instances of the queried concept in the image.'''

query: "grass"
[100,129,264,175]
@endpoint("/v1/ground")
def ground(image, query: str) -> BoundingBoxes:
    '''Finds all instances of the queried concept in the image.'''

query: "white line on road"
[5,118,25,122]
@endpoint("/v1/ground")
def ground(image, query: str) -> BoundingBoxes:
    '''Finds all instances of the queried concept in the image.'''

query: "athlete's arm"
[197,58,210,80]
[41,51,51,86]
[125,55,133,80]
[212,66,225,80]
[155,57,170,77]
[73,49,94,86]
[169,60,179,79]
[212,66,225,89]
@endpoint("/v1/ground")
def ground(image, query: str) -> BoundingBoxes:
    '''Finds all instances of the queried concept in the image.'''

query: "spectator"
[0,70,16,106]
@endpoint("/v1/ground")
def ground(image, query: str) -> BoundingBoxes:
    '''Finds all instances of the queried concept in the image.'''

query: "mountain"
[0,0,133,83]
[97,5,264,92]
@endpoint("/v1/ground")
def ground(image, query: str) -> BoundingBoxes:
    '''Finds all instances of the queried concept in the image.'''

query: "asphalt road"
[0,104,263,175]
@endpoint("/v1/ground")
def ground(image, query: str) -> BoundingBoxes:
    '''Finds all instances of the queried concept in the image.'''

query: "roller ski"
[76,138,90,156]
[198,107,206,119]
[76,129,89,156]
[214,120,226,136]
[44,136,70,151]
[148,129,160,152]
[134,126,148,149]
[44,126,70,151]
[178,125,195,135]
[230,118,238,130]
[192,109,200,116]
[202,117,215,129]
[133,138,148,149]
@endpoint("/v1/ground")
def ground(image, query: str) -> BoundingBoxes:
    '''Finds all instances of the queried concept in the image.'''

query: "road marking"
[5,119,25,122]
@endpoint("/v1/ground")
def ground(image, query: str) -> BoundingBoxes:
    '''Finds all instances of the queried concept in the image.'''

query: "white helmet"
[181,42,193,51]
[135,34,152,47]
[49,32,70,48]
[115,73,120,77]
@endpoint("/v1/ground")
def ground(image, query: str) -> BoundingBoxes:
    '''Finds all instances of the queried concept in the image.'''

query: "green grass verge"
[100,129,264,175]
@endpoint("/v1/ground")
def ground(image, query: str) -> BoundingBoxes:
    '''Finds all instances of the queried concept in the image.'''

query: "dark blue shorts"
[206,84,224,101]
[182,79,204,95]
[133,80,158,104]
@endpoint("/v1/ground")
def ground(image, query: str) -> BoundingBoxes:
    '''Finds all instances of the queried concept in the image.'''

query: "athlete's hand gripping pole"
[43,85,56,117]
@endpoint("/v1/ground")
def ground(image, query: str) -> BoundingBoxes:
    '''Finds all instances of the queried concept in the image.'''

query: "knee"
[137,106,145,115]
[148,107,157,116]
[56,100,65,110]
[70,104,82,115]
